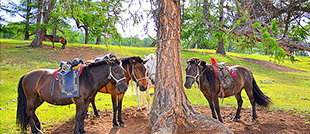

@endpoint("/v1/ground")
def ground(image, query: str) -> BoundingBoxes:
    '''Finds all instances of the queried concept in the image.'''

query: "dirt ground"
[41,45,310,134]
[45,106,310,134]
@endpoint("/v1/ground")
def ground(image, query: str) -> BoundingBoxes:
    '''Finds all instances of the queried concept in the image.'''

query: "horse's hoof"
[137,107,142,112]
[113,126,120,129]
[251,119,257,122]
[84,114,90,119]
[232,118,238,122]
[96,115,101,118]
[120,123,127,128]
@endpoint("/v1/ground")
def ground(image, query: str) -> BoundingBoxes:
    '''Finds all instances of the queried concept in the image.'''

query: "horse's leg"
[146,88,151,113]
[91,99,101,118]
[74,100,88,134]
[212,94,223,123]
[32,97,44,130]
[141,90,146,108]
[245,87,257,122]
[26,97,43,133]
[117,94,127,127]
[206,95,217,119]
[111,94,119,129]
[52,42,54,48]
[135,83,142,111]
[232,91,243,121]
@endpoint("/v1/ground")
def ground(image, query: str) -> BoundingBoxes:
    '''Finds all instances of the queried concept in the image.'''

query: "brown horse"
[87,56,148,129]
[184,58,271,123]
[16,59,127,134]
[43,35,67,49]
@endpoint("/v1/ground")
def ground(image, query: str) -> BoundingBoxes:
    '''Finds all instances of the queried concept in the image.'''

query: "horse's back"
[23,69,55,96]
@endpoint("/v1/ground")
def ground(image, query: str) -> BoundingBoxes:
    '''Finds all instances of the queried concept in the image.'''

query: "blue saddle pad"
[58,68,80,99]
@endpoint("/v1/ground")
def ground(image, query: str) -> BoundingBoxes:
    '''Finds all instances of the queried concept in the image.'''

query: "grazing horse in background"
[16,59,127,134]
[135,53,156,112]
[87,56,148,129]
[43,35,67,49]
[184,58,271,123]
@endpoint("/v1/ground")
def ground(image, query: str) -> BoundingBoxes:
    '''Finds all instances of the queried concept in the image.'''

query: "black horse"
[86,56,148,129]
[184,58,271,123]
[16,58,127,133]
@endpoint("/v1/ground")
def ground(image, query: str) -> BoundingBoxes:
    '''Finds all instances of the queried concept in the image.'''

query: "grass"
[1,39,310,133]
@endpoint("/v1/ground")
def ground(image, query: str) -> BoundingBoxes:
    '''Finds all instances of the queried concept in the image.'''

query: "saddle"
[55,35,60,42]
[55,58,85,99]
[211,58,236,98]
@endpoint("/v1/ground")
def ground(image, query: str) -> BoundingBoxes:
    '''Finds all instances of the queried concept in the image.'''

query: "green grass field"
[0,39,309,133]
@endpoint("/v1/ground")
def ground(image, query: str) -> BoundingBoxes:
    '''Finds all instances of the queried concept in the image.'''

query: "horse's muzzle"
[139,85,147,91]
[117,82,128,93]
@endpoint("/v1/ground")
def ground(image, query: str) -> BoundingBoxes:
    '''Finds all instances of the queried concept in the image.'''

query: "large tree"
[30,0,56,48]
[149,0,232,133]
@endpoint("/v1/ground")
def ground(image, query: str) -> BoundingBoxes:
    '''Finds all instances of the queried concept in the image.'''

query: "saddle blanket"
[54,65,84,99]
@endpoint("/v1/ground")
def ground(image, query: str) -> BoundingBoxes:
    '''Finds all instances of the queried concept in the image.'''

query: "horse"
[16,58,127,134]
[134,54,156,112]
[87,56,148,129]
[43,35,67,49]
[184,58,271,123]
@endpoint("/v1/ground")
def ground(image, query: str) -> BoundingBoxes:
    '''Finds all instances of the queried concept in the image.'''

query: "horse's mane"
[120,56,143,65]
[189,58,216,90]
[87,58,120,68]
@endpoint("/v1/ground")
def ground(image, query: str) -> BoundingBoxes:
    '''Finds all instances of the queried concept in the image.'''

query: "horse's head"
[144,54,156,84]
[107,59,128,94]
[128,56,148,91]
[184,58,206,89]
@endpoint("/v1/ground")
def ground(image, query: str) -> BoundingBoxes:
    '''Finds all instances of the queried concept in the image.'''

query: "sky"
[1,0,156,39]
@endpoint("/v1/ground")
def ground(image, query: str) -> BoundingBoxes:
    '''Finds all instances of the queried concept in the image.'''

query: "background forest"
[1,0,309,59]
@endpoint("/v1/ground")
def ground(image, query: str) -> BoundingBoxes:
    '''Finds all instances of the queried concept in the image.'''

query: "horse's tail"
[16,75,28,132]
[253,78,271,107]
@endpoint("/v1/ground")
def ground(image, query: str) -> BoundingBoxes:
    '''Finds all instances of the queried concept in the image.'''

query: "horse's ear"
[186,59,190,64]
[143,59,149,64]
[130,59,136,64]
[199,60,206,66]
[144,55,147,59]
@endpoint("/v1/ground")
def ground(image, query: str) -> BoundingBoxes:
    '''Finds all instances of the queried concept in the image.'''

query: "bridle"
[127,64,147,83]
[109,65,126,84]
[185,64,207,88]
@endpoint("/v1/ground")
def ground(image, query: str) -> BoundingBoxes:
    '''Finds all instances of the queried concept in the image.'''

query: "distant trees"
[180,0,310,59]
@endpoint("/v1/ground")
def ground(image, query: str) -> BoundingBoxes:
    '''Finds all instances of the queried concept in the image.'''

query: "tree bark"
[24,0,31,40]
[149,0,232,133]
[30,0,55,48]
[216,0,226,55]
[96,35,101,45]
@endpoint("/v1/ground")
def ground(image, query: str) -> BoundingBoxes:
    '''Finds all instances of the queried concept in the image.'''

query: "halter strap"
[186,65,207,82]
[109,66,126,83]
[127,64,147,83]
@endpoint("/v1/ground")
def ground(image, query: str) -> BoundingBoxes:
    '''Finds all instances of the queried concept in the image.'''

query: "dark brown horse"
[184,58,271,123]
[43,35,67,49]
[16,59,127,134]
[87,56,148,129]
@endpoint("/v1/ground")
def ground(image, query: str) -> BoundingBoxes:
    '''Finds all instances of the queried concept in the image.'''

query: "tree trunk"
[85,28,89,44]
[216,0,226,55]
[24,0,31,40]
[96,35,101,45]
[30,0,55,48]
[149,0,232,133]
[216,39,226,55]
[30,0,43,47]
